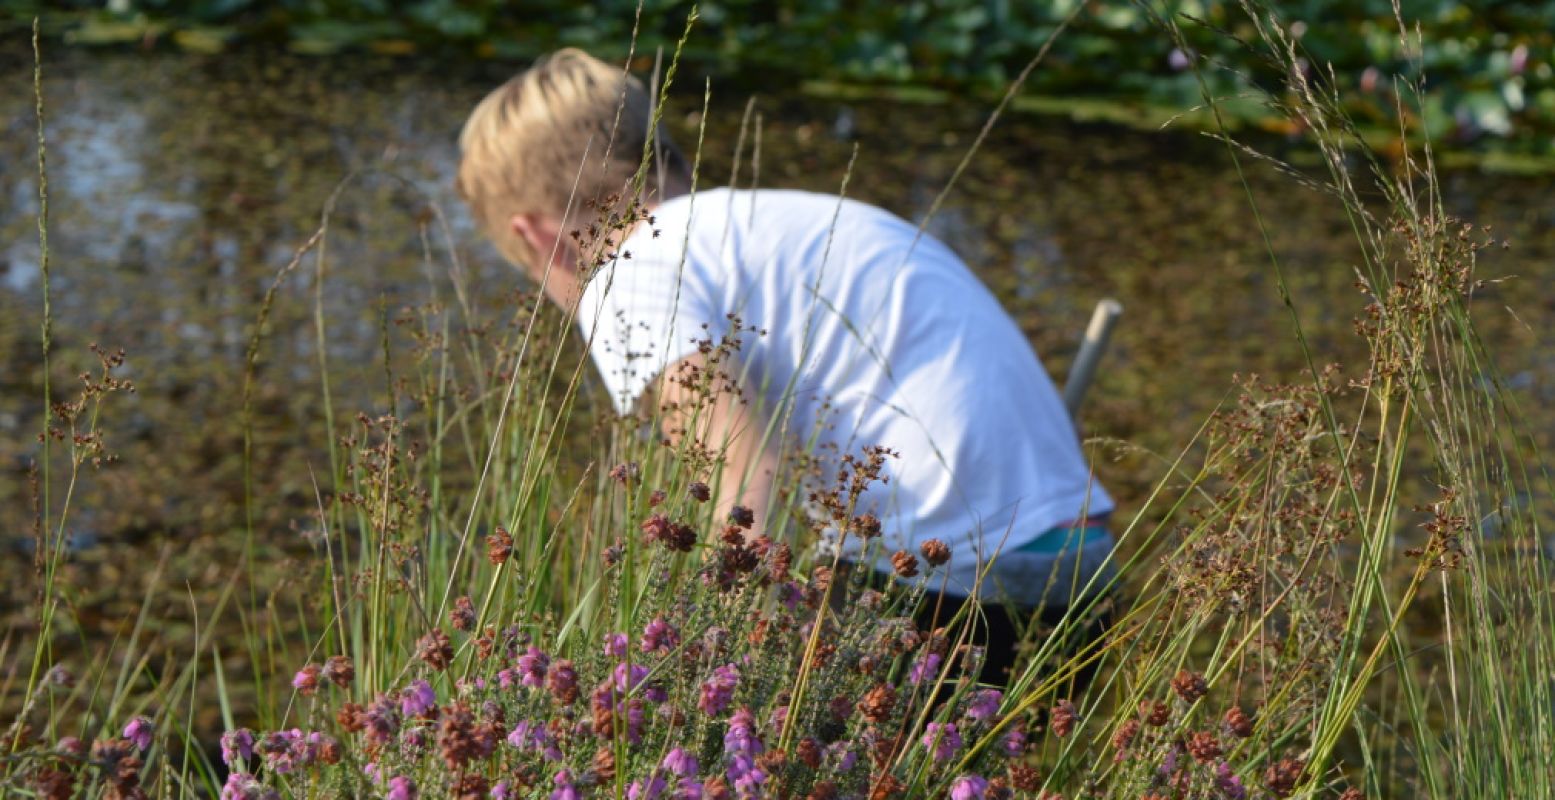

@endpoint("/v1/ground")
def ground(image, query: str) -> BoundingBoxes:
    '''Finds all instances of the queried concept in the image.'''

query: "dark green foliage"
[5,0,1555,151]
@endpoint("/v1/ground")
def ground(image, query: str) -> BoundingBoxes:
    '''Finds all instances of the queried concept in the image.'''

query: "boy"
[457,49,1114,683]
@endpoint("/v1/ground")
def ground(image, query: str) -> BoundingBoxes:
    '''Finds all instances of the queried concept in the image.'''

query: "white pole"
[1063,298,1123,419]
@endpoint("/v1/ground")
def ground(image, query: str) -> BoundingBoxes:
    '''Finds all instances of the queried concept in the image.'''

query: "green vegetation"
[5,3,1554,799]
[5,0,1555,156]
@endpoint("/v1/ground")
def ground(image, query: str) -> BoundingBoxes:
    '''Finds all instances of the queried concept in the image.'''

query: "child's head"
[457,48,689,272]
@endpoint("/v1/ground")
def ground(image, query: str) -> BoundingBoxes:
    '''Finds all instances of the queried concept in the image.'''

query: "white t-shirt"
[576,188,1114,604]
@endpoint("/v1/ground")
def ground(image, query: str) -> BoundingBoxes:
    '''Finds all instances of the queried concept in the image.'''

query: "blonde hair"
[457,48,689,269]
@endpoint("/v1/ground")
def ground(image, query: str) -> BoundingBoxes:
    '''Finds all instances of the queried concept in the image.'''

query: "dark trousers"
[913,588,1113,688]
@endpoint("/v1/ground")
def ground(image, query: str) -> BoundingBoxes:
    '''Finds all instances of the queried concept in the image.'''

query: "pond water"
[1,49,1551,655]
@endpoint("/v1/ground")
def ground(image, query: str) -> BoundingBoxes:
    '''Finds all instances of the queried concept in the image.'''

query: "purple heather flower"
[767,705,788,735]
[387,775,417,800]
[491,782,513,800]
[625,700,647,744]
[259,729,306,774]
[400,726,429,758]
[123,716,153,750]
[950,775,989,800]
[221,771,279,800]
[1159,744,1182,779]
[908,652,942,685]
[922,722,962,762]
[363,762,382,784]
[1214,761,1247,800]
[698,663,740,716]
[826,741,858,772]
[221,728,255,766]
[628,774,668,800]
[506,719,562,760]
[642,617,680,653]
[729,758,766,796]
[1000,729,1026,757]
[363,695,401,745]
[662,747,699,778]
[965,689,1002,722]
[517,646,550,688]
[604,632,629,658]
[675,779,704,800]
[292,664,321,695]
[497,668,518,690]
[724,708,764,756]
[775,581,803,610]
[615,662,652,694]
[551,770,581,800]
[1168,47,1192,71]
[400,679,436,717]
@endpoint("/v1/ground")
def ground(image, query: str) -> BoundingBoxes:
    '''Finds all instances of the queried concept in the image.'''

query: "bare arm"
[654,353,781,541]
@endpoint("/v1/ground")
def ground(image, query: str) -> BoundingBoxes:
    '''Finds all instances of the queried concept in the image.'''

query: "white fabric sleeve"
[578,249,719,416]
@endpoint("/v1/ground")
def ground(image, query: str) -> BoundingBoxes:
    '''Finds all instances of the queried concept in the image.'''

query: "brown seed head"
[417,628,454,671]
[1050,699,1078,737]
[487,525,513,565]
[1264,757,1304,798]
[805,780,839,800]
[797,737,823,769]
[1185,730,1221,764]
[688,482,711,502]
[450,595,477,632]
[323,655,355,688]
[920,539,951,567]
[858,684,897,724]
[1009,763,1042,792]
[1223,706,1253,738]
[1140,699,1171,727]
[452,773,489,800]
[890,550,919,578]
[1170,670,1208,703]
[1111,718,1141,753]
[593,747,616,781]
[336,702,365,733]
[852,513,882,539]
[868,773,904,800]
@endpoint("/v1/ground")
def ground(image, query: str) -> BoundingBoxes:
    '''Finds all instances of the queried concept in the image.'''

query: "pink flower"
[604,633,629,658]
[292,664,321,695]
[1213,761,1247,800]
[628,774,668,800]
[551,770,581,800]
[221,772,277,800]
[400,680,436,717]
[1000,729,1026,757]
[965,689,1001,721]
[387,775,417,800]
[908,652,942,685]
[517,647,550,688]
[662,747,699,777]
[220,728,255,766]
[123,716,153,750]
[723,708,764,756]
[922,722,961,762]
[697,663,740,716]
[950,775,989,800]
[642,618,680,653]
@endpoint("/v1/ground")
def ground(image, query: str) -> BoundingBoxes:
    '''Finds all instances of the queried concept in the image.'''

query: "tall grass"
[5,2,1551,798]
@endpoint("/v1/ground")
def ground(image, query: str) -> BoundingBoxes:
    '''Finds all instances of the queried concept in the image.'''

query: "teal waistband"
[1013,522,1110,555]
